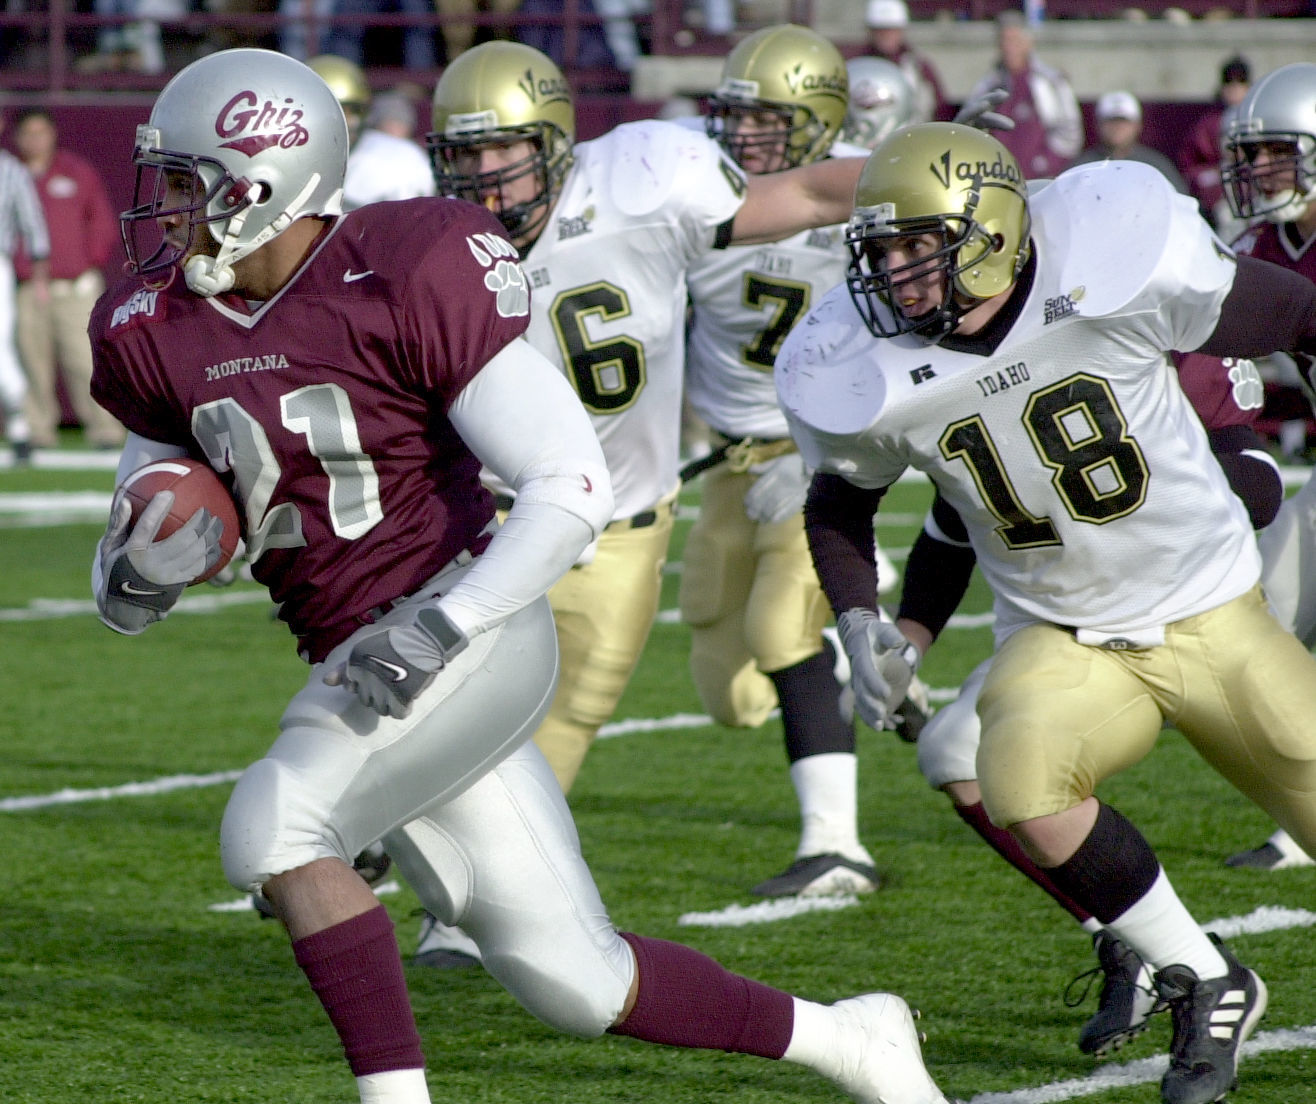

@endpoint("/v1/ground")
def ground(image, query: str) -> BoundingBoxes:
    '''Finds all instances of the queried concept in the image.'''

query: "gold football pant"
[977,585,1316,854]
[678,464,832,727]
[531,496,677,793]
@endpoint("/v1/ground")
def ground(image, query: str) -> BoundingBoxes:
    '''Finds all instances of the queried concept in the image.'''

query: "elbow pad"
[511,457,614,540]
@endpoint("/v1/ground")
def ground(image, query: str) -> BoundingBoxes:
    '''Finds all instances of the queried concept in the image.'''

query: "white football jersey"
[684,142,867,440]
[517,120,746,519]
[778,160,1260,643]
[343,128,436,209]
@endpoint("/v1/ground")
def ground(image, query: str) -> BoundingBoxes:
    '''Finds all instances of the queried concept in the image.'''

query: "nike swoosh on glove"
[835,608,921,732]
[96,490,224,635]
[326,604,469,719]
[743,451,810,525]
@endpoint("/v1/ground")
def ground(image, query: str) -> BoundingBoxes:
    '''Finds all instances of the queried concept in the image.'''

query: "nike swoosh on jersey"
[363,656,409,683]
[343,270,374,283]
[119,580,163,597]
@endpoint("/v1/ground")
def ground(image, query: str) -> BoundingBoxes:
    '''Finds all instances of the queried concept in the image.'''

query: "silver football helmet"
[840,57,915,151]
[121,48,349,296]
[1222,62,1316,225]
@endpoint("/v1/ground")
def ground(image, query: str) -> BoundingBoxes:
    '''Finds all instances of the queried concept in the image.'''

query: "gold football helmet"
[428,41,575,245]
[308,54,370,142]
[705,24,848,172]
[846,122,1031,341]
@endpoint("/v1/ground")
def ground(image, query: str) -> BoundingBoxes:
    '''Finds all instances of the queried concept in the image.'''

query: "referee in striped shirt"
[0,115,49,466]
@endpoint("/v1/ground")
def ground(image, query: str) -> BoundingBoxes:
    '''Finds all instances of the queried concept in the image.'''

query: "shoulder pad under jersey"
[583,118,739,220]
[1031,160,1186,319]
[776,285,888,438]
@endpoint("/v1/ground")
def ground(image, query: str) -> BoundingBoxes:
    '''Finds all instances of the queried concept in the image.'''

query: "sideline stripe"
[966,1024,1316,1104]
[0,589,271,622]
[0,769,243,812]
[207,879,401,913]
[678,895,861,927]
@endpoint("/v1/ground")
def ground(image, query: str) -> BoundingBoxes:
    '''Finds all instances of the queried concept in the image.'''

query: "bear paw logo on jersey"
[484,260,530,318]
[1225,357,1264,411]
[215,91,311,157]
[467,232,529,318]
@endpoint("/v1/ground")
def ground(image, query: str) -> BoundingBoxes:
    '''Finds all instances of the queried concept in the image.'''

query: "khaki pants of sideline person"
[18,270,124,449]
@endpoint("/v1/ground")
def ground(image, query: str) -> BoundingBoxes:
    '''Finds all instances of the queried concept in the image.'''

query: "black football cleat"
[751,852,881,897]
[1156,934,1267,1104]
[1067,930,1158,1057]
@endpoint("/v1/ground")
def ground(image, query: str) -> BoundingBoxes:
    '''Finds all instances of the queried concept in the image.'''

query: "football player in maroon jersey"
[89,49,956,1104]
[1218,61,1316,871]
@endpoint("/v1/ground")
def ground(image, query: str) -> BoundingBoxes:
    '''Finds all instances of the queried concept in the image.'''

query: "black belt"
[493,493,661,530]
[678,432,794,483]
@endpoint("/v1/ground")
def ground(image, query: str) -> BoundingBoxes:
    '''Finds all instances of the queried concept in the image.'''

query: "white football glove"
[952,88,1015,132]
[96,490,225,635]
[836,608,921,732]
[743,451,810,525]
[325,603,469,719]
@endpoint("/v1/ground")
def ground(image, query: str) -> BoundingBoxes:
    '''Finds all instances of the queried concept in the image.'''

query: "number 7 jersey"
[777,160,1261,643]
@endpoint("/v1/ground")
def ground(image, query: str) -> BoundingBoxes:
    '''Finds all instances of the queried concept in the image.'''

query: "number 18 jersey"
[778,160,1259,643]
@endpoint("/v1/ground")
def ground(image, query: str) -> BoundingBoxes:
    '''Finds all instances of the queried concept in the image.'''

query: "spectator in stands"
[281,0,436,67]
[862,0,948,124]
[966,10,1082,178]
[435,0,521,63]
[519,0,640,75]
[330,0,437,69]
[0,111,48,466]
[83,0,189,74]
[1074,90,1190,194]
[12,109,122,452]
[1178,54,1252,234]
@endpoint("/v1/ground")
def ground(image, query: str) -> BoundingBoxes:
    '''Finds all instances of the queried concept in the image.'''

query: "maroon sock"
[292,904,425,1077]
[954,800,1092,924]
[607,932,794,1058]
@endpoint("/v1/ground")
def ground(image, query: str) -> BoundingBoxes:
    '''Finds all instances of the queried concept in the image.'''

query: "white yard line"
[966,1023,1316,1104]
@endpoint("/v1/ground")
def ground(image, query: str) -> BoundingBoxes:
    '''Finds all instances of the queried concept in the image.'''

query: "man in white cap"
[1075,90,1190,195]
[864,0,947,124]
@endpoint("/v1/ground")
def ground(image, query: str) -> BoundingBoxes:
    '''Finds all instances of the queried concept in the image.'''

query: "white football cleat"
[413,912,481,969]
[1224,827,1316,870]
[825,993,955,1104]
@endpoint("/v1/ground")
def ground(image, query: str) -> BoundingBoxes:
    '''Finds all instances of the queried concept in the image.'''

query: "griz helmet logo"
[783,64,848,101]
[215,92,311,157]
[928,148,1023,192]
[517,67,571,107]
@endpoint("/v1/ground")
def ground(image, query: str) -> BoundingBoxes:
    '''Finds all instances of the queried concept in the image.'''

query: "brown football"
[121,458,241,584]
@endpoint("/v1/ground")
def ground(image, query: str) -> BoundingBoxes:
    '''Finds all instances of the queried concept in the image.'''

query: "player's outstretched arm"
[728,156,865,246]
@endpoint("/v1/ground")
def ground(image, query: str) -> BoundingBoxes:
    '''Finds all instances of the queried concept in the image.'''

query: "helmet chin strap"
[184,174,325,297]
[1264,185,1315,225]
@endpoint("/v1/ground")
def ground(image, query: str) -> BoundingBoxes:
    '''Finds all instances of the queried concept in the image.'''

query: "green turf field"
[1,452,1313,1104]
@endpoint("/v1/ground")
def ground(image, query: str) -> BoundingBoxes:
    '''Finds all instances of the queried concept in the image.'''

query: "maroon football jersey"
[1174,351,1263,432]
[91,198,529,662]
[1230,220,1316,285]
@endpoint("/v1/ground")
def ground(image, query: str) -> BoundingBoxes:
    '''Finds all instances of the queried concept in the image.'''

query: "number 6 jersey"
[777,160,1260,644]
[515,119,747,518]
